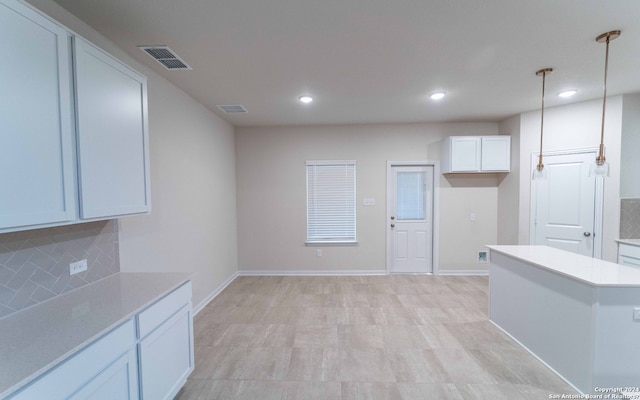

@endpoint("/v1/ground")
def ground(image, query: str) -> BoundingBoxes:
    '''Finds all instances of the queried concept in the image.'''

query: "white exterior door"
[531,151,599,257]
[387,165,434,273]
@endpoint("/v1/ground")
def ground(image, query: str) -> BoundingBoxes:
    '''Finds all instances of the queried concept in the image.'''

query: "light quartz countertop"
[0,272,191,398]
[616,238,640,247]
[486,245,640,287]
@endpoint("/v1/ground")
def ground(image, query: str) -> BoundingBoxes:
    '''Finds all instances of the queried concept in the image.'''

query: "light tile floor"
[175,275,578,399]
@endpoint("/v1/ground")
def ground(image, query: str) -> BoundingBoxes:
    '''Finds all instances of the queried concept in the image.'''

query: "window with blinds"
[306,160,356,243]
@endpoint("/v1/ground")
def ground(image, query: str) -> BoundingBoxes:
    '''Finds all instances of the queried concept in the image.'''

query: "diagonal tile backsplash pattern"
[620,198,640,240]
[0,220,119,319]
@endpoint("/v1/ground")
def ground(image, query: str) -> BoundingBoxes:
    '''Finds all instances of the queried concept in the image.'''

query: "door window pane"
[397,171,425,220]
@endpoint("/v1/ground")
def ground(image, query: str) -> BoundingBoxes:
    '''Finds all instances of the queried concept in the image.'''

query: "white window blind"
[306,160,356,243]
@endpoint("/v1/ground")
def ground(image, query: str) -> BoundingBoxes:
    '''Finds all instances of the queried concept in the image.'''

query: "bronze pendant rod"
[595,30,621,165]
[535,68,553,171]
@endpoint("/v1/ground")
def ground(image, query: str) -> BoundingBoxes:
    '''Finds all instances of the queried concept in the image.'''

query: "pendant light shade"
[590,30,621,178]
[533,68,553,180]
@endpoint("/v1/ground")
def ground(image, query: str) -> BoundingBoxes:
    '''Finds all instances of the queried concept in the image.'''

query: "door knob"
[584,232,591,237]
[390,224,395,228]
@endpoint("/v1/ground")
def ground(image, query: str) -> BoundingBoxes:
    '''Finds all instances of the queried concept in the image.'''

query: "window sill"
[305,241,358,246]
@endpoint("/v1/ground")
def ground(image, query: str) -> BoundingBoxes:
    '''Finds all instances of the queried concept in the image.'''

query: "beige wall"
[26,0,239,309]
[439,175,499,271]
[117,75,238,309]
[518,96,623,262]
[497,115,521,245]
[236,123,500,273]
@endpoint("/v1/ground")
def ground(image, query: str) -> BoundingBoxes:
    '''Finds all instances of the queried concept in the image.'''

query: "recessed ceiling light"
[299,95,314,104]
[558,89,578,98]
[429,91,446,100]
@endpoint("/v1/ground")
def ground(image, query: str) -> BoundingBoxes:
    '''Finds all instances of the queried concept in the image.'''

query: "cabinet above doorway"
[441,136,511,173]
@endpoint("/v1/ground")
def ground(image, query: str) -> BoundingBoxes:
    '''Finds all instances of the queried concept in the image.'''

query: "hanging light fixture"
[590,30,621,177]
[533,67,552,179]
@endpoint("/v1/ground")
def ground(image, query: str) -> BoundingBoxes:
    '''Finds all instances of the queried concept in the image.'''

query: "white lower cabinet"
[9,321,138,400]
[8,282,193,400]
[138,305,194,400]
[620,255,640,268]
[68,351,139,400]
[618,242,640,269]
[137,282,194,400]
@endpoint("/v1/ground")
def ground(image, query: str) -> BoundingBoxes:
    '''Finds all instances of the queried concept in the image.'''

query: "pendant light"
[533,68,553,179]
[590,30,621,178]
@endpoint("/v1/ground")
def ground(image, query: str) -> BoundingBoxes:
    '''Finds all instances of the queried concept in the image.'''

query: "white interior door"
[387,165,434,273]
[530,151,600,257]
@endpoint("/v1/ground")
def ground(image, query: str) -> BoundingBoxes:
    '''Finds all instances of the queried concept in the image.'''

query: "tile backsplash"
[0,220,119,319]
[620,198,640,239]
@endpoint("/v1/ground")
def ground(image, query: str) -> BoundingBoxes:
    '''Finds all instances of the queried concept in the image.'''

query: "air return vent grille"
[138,46,192,70]
[217,104,248,114]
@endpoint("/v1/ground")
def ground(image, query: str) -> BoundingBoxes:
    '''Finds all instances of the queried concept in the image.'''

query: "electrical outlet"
[633,307,640,322]
[469,212,476,221]
[69,259,88,276]
[316,249,322,257]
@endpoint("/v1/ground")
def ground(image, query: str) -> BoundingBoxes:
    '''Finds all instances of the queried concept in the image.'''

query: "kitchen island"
[487,245,640,396]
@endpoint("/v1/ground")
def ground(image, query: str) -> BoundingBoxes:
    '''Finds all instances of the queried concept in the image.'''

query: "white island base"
[487,245,640,396]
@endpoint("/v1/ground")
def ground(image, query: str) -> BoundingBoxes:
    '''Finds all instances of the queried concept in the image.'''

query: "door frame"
[529,148,604,259]
[386,161,440,274]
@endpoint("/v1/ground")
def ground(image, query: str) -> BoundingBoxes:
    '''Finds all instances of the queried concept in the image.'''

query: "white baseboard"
[193,271,239,315]
[438,269,489,276]
[237,269,387,276]
[237,269,487,277]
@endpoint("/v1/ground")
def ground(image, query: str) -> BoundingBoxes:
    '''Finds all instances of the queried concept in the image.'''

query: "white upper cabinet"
[0,0,76,230]
[74,38,151,219]
[480,136,511,172]
[442,136,510,173]
[0,0,150,233]
[448,137,481,172]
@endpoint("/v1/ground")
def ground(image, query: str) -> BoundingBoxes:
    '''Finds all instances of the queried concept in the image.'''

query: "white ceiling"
[54,0,640,127]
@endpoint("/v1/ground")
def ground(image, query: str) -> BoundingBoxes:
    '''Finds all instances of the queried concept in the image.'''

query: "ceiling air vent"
[217,104,248,114]
[138,46,192,70]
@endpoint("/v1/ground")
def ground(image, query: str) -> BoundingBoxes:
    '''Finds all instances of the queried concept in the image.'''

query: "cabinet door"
[68,350,139,400]
[74,38,150,219]
[481,136,510,171]
[450,137,481,172]
[0,0,76,230]
[9,321,137,400]
[138,304,194,400]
